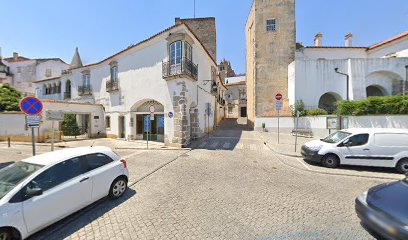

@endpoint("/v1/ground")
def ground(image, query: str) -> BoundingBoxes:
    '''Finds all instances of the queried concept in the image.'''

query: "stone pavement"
[1,119,399,239]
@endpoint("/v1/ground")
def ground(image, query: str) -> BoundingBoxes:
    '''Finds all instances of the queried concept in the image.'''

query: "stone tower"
[246,0,296,128]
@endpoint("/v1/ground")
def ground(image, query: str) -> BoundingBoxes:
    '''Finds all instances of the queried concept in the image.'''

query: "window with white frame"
[266,19,276,32]
[83,73,90,87]
[45,68,52,78]
[110,65,118,82]
[170,41,183,65]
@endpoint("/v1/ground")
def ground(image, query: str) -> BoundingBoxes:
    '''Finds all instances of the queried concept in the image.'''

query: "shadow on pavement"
[29,189,137,240]
[189,118,252,150]
[304,159,401,175]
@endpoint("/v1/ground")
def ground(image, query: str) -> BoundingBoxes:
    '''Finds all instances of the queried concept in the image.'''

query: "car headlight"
[357,191,368,206]
[308,145,323,152]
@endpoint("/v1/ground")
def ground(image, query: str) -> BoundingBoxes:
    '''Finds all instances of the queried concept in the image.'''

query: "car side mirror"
[25,188,43,198]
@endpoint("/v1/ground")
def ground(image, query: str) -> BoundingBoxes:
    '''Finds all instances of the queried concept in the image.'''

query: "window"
[106,116,111,129]
[83,73,90,87]
[346,134,369,147]
[85,153,113,172]
[0,162,43,200]
[28,157,85,192]
[45,69,52,78]
[228,106,234,114]
[170,41,182,65]
[110,66,118,82]
[184,42,192,61]
[266,19,276,32]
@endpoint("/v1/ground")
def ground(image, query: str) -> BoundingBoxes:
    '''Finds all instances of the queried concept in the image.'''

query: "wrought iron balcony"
[78,85,92,96]
[162,57,198,81]
[106,79,119,92]
[64,92,71,99]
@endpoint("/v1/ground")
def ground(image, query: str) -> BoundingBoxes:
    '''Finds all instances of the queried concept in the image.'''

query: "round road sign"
[275,93,283,101]
[19,97,43,115]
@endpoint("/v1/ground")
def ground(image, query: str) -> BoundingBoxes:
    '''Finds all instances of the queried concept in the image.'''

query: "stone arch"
[366,85,387,97]
[130,99,164,113]
[365,71,403,96]
[318,92,342,113]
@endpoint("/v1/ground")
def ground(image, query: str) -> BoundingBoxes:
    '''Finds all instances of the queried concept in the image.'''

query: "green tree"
[0,84,22,112]
[61,114,81,136]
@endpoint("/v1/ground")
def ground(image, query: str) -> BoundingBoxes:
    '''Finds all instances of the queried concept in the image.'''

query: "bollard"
[8,137,11,148]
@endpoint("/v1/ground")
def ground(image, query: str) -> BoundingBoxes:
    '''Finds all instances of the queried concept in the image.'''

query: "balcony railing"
[64,92,71,99]
[106,79,119,92]
[162,57,198,81]
[78,85,92,96]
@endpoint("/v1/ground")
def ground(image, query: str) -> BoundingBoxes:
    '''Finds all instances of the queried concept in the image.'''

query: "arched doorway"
[131,100,165,142]
[318,92,342,113]
[366,85,386,97]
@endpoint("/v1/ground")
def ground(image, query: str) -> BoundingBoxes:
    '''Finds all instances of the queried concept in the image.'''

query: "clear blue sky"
[1,0,407,74]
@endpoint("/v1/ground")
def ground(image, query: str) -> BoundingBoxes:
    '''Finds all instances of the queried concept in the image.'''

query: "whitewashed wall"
[0,113,29,136]
[256,115,408,138]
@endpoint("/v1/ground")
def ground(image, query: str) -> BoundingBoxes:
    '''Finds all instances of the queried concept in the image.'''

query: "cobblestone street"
[1,120,396,239]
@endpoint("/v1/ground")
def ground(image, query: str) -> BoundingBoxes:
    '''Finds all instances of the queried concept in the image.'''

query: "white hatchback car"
[301,128,408,173]
[0,146,129,240]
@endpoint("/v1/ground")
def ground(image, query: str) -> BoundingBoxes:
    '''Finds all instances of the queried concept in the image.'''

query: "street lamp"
[335,68,350,101]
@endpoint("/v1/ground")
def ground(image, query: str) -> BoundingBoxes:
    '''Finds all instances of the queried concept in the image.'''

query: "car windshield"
[0,161,44,200]
[322,131,352,144]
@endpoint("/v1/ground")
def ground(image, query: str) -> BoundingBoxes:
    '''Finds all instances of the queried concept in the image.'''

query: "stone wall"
[177,18,217,61]
[171,81,191,147]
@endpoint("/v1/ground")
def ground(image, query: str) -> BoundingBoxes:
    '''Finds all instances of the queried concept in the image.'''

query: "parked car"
[0,146,128,240]
[356,178,408,240]
[301,128,408,173]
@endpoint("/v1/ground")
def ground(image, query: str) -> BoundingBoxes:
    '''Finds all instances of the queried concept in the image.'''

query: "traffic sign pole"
[31,128,36,156]
[277,110,280,144]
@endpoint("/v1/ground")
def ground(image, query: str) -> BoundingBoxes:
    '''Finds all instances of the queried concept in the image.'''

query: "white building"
[3,52,69,94]
[225,75,247,118]
[289,32,408,113]
[34,18,224,147]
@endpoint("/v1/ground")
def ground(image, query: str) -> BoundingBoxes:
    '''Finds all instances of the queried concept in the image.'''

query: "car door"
[338,133,372,166]
[84,153,121,201]
[22,156,92,234]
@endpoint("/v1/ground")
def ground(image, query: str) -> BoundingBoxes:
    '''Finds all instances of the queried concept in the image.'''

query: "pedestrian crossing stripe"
[223,142,230,149]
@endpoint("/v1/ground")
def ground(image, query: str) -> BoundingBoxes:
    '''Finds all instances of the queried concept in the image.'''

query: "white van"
[301,128,408,173]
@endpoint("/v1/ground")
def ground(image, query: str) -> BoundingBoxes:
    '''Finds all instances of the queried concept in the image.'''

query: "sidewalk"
[0,138,180,150]
[259,131,403,180]
[259,131,317,157]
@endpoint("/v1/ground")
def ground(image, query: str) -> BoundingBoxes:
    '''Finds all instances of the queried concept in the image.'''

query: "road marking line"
[198,142,208,148]
[123,151,146,159]
[223,142,231,149]
[295,157,312,170]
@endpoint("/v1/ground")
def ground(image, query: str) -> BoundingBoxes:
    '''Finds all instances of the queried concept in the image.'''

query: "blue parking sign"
[144,116,150,132]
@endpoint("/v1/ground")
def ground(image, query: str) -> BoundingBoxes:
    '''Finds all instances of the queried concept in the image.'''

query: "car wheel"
[0,229,12,240]
[109,177,127,199]
[322,154,340,168]
[396,159,408,174]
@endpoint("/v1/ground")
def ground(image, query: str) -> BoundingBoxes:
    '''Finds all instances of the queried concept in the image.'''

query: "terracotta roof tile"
[368,32,408,50]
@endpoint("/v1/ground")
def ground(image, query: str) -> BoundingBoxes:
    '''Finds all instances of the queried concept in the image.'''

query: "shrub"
[305,108,328,116]
[337,95,408,116]
[290,100,307,117]
[61,114,81,136]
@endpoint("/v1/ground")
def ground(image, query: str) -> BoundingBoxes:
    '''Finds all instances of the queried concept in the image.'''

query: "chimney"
[345,33,353,47]
[175,17,181,24]
[13,52,18,61]
[314,33,323,47]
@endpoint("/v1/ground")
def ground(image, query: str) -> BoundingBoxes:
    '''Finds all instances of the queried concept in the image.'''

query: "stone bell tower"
[246,0,296,127]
